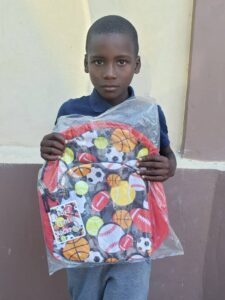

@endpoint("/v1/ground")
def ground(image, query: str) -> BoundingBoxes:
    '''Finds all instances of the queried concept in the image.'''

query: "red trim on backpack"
[40,121,169,256]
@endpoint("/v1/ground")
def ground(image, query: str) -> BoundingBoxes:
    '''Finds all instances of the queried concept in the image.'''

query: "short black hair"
[86,15,139,55]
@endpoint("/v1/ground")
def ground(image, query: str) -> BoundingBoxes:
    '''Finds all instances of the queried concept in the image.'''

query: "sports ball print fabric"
[38,98,183,274]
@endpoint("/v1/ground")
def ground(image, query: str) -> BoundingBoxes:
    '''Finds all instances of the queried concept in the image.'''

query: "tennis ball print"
[86,216,104,236]
[110,181,136,206]
[136,147,149,159]
[94,136,108,149]
[62,147,74,164]
[74,181,89,196]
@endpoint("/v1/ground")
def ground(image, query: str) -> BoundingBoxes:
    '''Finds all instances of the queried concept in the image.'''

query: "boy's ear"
[84,54,89,73]
[134,56,141,74]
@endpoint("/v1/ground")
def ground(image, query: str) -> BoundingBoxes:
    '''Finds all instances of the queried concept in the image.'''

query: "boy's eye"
[94,59,104,65]
[117,59,127,65]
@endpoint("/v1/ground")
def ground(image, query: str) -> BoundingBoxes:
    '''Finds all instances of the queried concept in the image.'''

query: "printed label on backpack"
[48,200,86,244]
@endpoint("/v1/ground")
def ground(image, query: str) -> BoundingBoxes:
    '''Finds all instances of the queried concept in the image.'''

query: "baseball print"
[38,108,173,274]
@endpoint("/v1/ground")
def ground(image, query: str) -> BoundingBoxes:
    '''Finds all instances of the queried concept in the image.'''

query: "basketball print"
[105,257,119,263]
[106,174,121,187]
[62,237,90,261]
[38,115,172,273]
[67,164,91,177]
[111,128,137,152]
[112,210,132,229]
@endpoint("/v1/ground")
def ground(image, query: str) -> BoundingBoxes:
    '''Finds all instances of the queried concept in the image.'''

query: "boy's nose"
[103,64,117,79]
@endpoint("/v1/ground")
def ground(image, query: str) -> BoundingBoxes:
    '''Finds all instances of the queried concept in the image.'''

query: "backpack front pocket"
[43,161,153,264]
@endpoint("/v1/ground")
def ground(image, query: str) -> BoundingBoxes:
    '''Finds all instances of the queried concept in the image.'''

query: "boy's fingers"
[138,169,169,177]
[137,161,170,170]
[138,155,167,163]
[40,133,66,161]
[138,155,160,161]
[50,133,66,144]
[137,161,168,169]
[142,175,167,182]
[41,146,64,156]
[41,140,66,151]
[41,153,60,161]
[41,133,66,145]
[137,155,169,169]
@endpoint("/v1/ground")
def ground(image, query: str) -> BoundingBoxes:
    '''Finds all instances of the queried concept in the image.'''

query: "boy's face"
[85,33,141,105]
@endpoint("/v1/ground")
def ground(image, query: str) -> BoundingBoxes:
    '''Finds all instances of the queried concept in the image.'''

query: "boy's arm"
[159,145,177,177]
[136,145,176,182]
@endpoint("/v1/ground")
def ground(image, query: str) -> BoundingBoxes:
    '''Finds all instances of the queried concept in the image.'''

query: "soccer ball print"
[85,250,104,263]
[86,167,105,184]
[136,237,152,254]
[38,121,169,268]
[106,147,124,163]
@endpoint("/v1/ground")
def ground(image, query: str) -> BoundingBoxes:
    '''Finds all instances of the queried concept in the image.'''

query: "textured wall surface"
[183,0,225,160]
[0,0,193,159]
[0,165,224,300]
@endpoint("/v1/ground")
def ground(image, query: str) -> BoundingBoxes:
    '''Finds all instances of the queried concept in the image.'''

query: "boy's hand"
[40,133,66,161]
[136,146,176,182]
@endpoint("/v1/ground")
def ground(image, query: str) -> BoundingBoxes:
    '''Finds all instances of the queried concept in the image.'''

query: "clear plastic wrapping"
[37,97,183,275]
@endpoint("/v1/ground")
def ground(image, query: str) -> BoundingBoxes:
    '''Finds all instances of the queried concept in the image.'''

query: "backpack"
[37,99,177,274]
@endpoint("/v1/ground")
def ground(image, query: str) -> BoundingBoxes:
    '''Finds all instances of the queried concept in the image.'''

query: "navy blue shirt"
[56,87,170,150]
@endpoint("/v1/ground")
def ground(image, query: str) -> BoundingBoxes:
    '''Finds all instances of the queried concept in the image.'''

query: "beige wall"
[0,0,90,150]
[0,0,193,162]
[182,0,225,161]
[1,2,225,299]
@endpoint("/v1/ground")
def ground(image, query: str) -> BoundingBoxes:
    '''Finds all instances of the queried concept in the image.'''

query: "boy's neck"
[95,86,134,107]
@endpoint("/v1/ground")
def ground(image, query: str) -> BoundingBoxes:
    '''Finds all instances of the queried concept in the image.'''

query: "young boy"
[40,15,176,300]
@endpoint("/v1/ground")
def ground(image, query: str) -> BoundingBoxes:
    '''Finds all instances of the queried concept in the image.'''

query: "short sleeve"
[56,104,66,120]
[157,105,170,149]
[55,99,74,124]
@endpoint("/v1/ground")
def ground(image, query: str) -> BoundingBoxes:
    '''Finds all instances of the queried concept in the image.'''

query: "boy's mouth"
[101,85,119,92]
